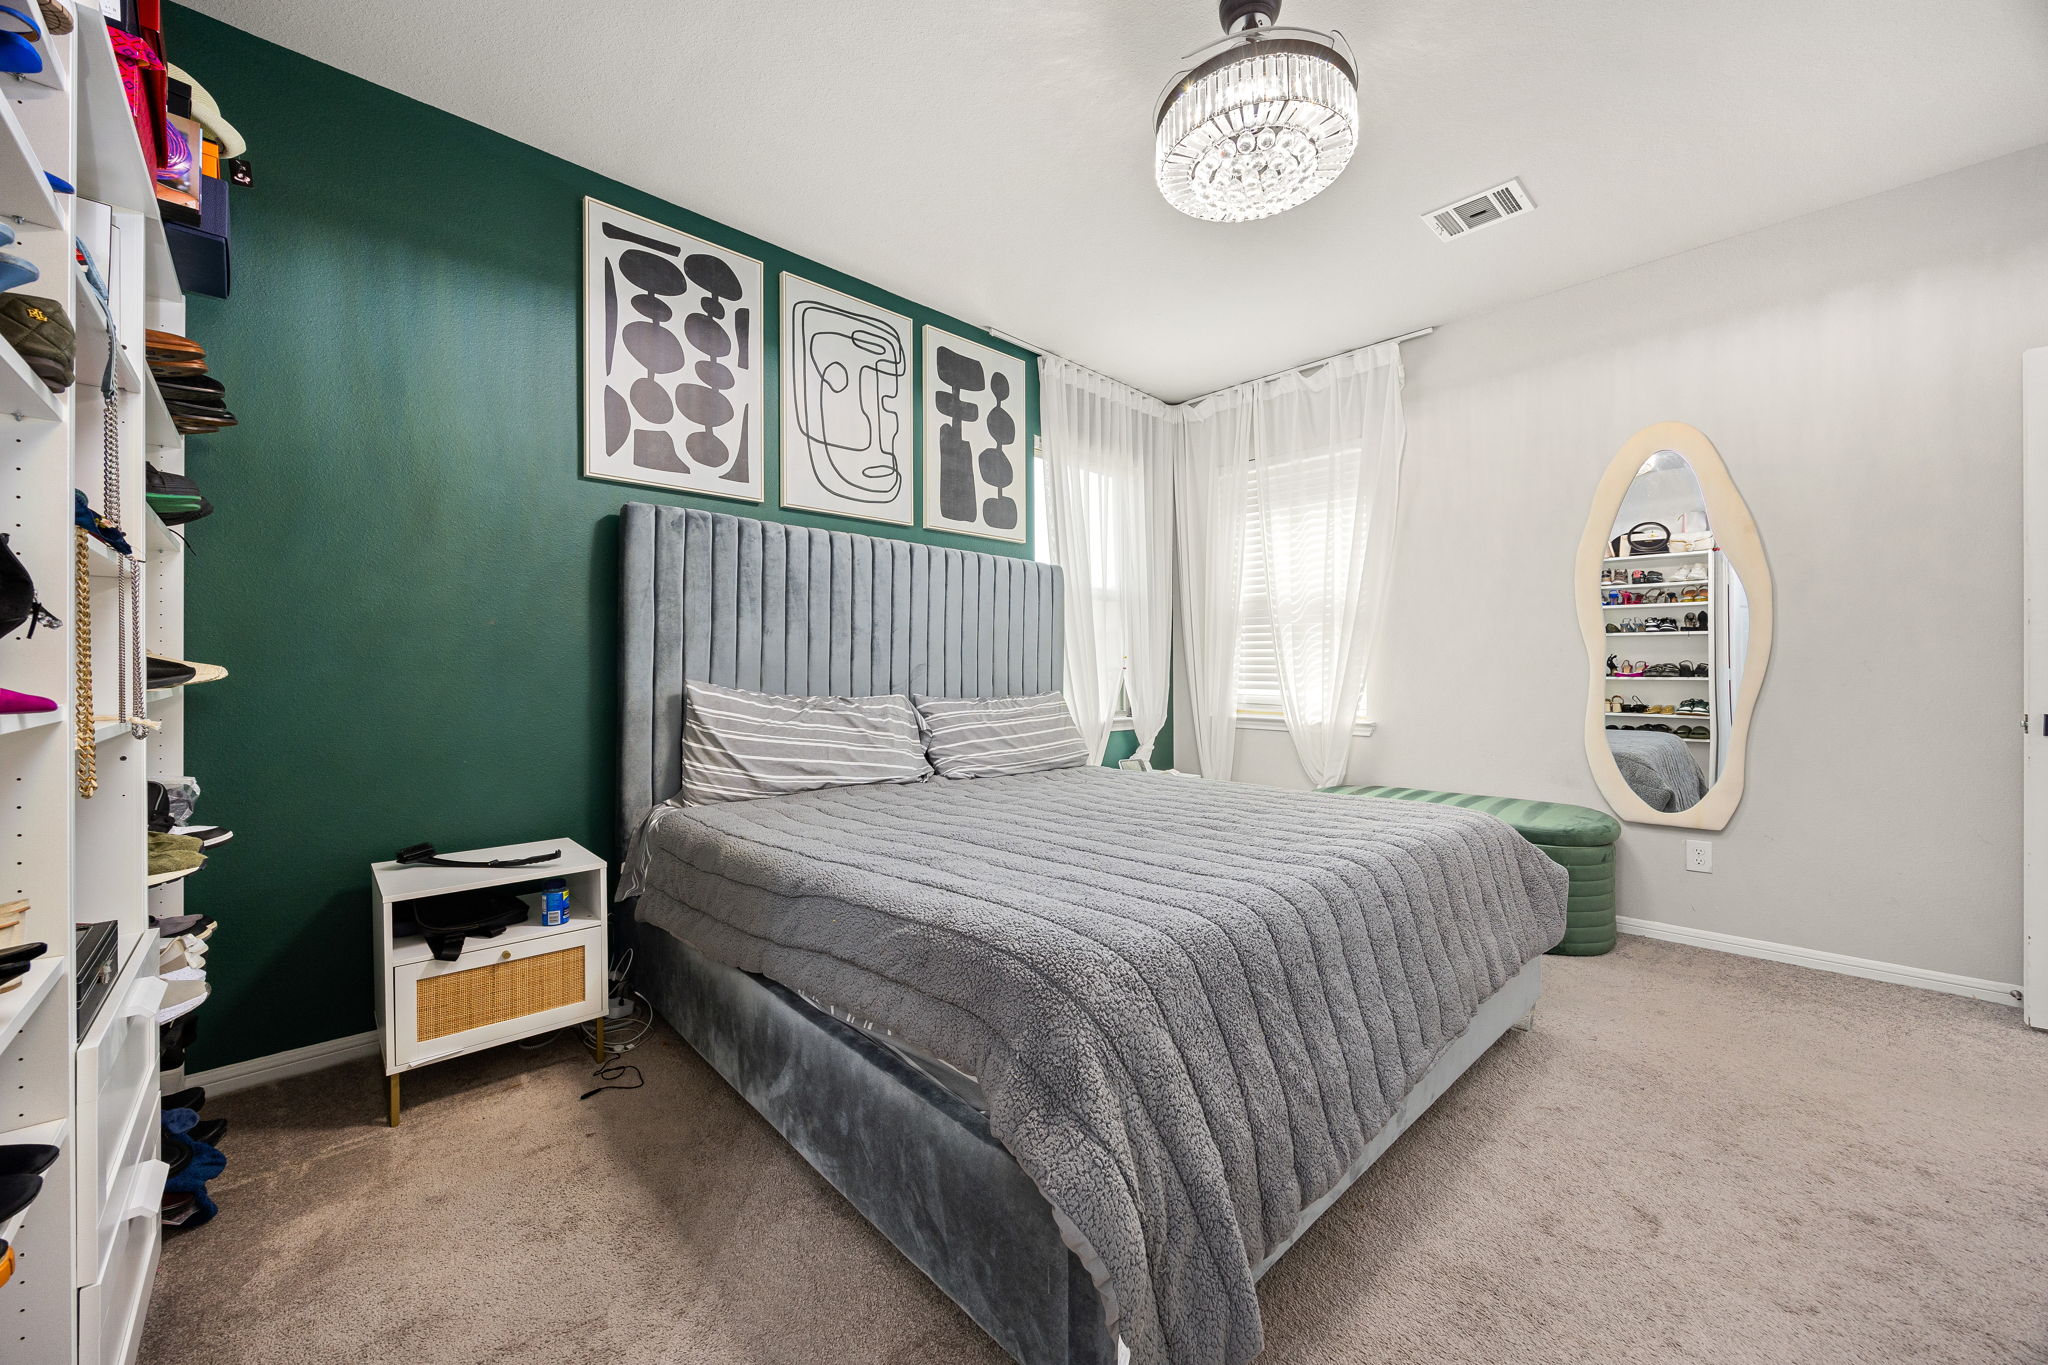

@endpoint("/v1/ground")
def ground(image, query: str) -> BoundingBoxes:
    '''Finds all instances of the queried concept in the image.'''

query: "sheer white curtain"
[1039,357,1175,764]
[1246,341,1406,788]
[1172,387,1253,780]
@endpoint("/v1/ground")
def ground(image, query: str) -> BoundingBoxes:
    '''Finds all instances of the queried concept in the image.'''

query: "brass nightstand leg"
[593,1015,606,1064]
[387,1074,401,1128]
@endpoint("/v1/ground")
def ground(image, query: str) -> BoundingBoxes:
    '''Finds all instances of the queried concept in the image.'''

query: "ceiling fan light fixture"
[1154,0,1359,224]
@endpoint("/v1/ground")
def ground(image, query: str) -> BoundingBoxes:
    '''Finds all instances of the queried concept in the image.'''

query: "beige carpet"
[138,937,2048,1365]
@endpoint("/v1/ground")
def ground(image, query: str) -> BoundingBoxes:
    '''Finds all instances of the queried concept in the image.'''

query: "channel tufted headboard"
[617,503,1065,841]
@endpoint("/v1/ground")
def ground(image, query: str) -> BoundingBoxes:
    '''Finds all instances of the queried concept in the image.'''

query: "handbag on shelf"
[0,535,58,639]
[1609,521,1670,557]
[1665,510,1715,553]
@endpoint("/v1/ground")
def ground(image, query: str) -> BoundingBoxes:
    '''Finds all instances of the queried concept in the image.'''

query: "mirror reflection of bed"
[1599,449,1752,813]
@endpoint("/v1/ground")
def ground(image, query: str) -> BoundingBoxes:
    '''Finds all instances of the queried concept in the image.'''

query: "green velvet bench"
[1319,785,1620,956]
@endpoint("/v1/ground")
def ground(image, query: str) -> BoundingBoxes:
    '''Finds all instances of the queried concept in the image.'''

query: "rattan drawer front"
[416,945,587,1041]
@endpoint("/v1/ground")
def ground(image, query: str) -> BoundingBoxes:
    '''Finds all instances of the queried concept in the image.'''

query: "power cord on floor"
[517,946,655,1102]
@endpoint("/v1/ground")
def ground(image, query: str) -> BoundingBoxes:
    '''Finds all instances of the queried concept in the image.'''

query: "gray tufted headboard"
[617,503,1065,842]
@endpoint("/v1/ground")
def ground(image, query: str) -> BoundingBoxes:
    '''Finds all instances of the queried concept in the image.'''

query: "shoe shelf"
[1600,549,1708,565]
[84,536,125,578]
[8,39,70,99]
[0,7,192,1362]
[1605,629,1708,636]
[1601,599,1706,609]
[71,264,142,397]
[0,338,63,423]
[140,365,178,451]
[0,957,66,1056]
[0,708,63,736]
[0,86,63,230]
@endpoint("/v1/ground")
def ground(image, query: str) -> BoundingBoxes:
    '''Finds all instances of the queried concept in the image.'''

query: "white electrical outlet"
[1685,840,1713,874]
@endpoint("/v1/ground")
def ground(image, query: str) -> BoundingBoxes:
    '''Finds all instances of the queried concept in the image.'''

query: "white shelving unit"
[0,7,190,1362]
[1600,548,1722,772]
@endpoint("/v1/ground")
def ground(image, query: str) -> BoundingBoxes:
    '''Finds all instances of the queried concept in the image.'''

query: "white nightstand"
[371,839,608,1126]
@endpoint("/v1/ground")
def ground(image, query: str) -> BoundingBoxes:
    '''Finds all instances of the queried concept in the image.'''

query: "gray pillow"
[681,681,931,805]
[913,692,1089,779]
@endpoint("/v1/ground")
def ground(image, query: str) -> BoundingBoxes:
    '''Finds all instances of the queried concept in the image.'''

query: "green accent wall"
[169,8,1074,1070]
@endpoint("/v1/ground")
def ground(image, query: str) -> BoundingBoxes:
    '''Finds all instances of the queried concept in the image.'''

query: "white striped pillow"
[914,692,1089,779]
[681,681,932,805]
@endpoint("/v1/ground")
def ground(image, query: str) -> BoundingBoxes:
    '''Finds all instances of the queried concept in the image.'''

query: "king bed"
[617,504,1568,1365]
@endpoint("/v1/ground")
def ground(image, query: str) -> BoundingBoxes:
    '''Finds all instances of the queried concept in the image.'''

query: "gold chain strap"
[74,528,95,798]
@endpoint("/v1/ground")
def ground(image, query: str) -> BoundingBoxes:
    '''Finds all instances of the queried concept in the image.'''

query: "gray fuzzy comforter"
[636,767,1567,1365]
[1605,729,1708,811]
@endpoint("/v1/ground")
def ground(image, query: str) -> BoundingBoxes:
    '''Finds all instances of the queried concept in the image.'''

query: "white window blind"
[1234,446,1368,720]
[1235,472,1282,713]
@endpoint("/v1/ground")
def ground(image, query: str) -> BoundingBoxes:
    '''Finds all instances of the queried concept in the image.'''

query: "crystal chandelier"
[1155,0,1360,224]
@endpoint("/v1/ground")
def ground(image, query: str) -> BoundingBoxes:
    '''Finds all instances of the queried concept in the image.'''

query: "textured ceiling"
[181,0,2048,400]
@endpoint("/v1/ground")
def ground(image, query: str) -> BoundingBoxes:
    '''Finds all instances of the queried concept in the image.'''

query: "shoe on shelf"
[0,959,30,993]
[35,0,70,36]
[0,1144,57,1178]
[162,1086,205,1114]
[0,688,56,714]
[155,977,208,1027]
[147,654,228,689]
[0,1172,41,1224]
[171,825,232,848]
[152,913,213,939]
[187,1117,226,1148]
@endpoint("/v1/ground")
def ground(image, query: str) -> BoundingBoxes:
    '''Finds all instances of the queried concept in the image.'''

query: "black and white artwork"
[583,198,764,501]
[779,274,915,525]
[921,327,1027,542]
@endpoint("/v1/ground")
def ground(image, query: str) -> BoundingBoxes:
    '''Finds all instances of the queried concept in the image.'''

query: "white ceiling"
[183,0,2048,401]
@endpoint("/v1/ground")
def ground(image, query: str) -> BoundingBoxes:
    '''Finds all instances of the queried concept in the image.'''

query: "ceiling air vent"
[1423,178,1535,242]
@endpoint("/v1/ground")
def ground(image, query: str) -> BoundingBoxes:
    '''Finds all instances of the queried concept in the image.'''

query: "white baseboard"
[182,1029,380,1098]
[1616,916,2022,1007]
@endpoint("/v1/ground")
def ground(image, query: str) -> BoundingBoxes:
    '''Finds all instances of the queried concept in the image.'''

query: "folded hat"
[0,31,41,78]
[0,250,37,293]
[154,373,224,399]
[166,64,244,159]
[147,831,204,877]
[147,653,227,688]
[170,410,237,434]
[145,329,204,359]
[1,295,73,391]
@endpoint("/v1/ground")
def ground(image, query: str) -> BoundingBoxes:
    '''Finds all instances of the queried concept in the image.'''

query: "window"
[1235,476,1282,714]
[1232,447,1370,726]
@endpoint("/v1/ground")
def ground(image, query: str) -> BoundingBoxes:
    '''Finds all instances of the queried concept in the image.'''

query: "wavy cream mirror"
[1576,422,1773,830]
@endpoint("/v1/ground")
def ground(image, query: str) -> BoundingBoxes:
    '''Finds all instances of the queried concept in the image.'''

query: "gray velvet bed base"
[637,922,1119,1365]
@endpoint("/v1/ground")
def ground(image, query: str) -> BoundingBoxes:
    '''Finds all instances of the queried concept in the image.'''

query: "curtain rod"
[1229,327,1435,390]
[982,325,1436,405]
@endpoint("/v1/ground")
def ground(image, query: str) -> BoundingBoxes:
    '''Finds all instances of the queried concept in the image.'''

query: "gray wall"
[1230,142,2048,986]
